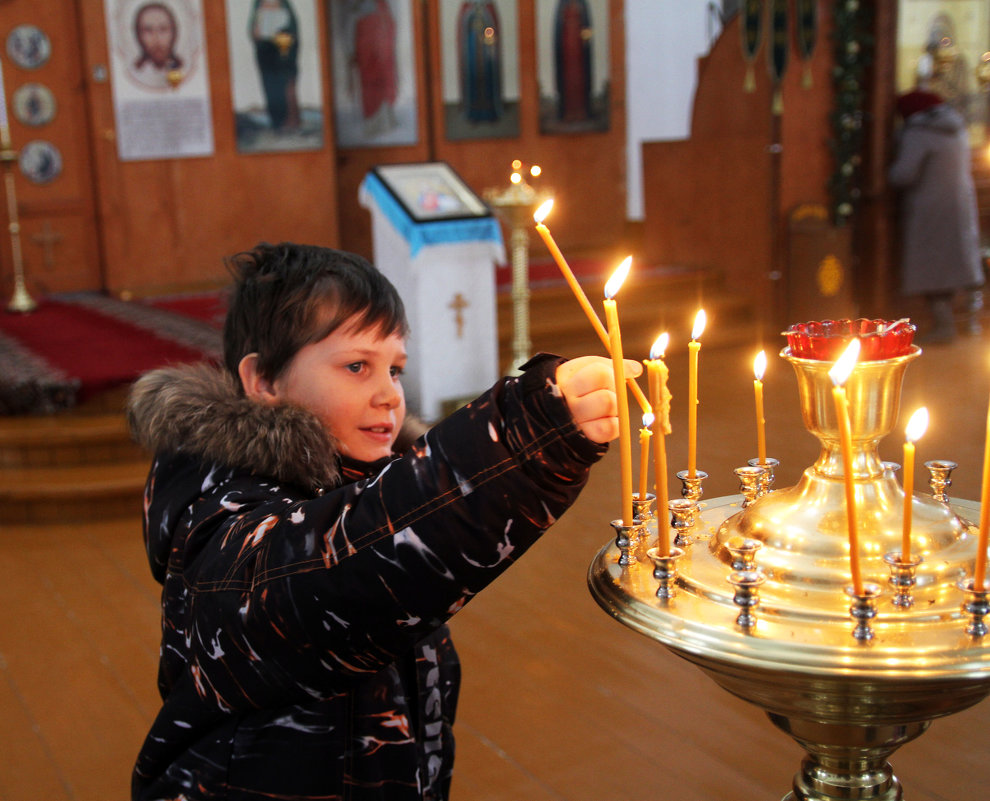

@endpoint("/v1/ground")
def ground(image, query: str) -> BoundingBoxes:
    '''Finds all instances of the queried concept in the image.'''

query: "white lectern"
[360,165,505,422]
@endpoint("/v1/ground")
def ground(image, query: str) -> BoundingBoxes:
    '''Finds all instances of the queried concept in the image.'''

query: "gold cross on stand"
[31,220,63,269]
[448,292,469,338]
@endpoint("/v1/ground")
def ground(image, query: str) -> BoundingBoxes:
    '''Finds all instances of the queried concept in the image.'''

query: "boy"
[127,242,639,800]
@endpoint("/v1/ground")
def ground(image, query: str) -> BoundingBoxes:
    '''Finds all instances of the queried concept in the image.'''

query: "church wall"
[641,5,854,332]
[334,0,628,263]
[1,1,627,299]
[641,13,775,299]
[76,0,342,296]
[0,1,104,297]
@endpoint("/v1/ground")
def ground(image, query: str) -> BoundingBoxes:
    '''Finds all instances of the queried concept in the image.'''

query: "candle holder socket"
[845,583,882,641]
[676,469,708,502]
[728,569,766,629]
[734,466,766,507]
[925,459,958,503]
[610,519,646,567]
[632,492,656,523]
[958,577,990,637]
[882,461,901,476]
[668,498,699,546]
[725,535,762,571]
[746,456,779,495]
[883,551,922,608]
[647,545,685,601]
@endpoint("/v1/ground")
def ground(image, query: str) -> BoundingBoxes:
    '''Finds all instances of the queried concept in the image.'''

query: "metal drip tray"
[590,495,990,678]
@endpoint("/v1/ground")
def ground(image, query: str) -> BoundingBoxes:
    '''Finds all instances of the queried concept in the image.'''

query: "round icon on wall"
[6,25,52,70]
[18,140,63,184]
[12,83,57,127]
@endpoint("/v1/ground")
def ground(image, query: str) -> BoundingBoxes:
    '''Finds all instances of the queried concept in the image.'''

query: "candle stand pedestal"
[676,469,707,502]
[483,174,550,372]
[748,456,780,495]
[1,142,35,313]
[925,459,958,503]
[883,551,922,608]
[589,342,990,800]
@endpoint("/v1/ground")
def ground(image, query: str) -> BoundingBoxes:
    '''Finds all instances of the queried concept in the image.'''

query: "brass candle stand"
[483,166,551,371]
[0,61,36,313]
[589,330,990,801]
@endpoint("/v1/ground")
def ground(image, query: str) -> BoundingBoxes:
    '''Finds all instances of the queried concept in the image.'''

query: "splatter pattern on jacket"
[126,354,604,800]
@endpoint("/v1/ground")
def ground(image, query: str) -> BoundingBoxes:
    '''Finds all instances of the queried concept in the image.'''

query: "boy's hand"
[555,356,644,444]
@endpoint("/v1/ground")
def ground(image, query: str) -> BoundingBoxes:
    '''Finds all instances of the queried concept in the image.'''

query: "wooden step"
[0,461,149,525]
[0,410,150,525]
[0,412,143,468]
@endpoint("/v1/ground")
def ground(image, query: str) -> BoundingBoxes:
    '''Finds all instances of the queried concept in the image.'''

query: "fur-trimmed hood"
[127,362,425,492]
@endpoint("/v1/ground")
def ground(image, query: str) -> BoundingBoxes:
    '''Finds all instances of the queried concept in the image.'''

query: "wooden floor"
[2,328,990,800]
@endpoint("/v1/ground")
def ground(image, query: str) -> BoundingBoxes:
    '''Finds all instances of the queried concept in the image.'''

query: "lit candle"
[900,407,928,561]
[976,393,990,588]
[639,413,654,501]
[647,333,672,555]
[753,350,768,465]
[829,338,862,595]
[687,310,706,478]
[533,201,650,414]
[604,257,634,526]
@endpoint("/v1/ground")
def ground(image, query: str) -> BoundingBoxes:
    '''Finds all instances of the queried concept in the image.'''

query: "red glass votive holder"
[782,318,916,361]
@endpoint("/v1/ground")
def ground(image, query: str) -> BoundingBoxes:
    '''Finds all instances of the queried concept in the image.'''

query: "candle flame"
[828,338,861,387]
[512,159,522,170]
[650,332,669,361]
[530,165,542,177]
[533,198,554,224]
[510,172,522,184]
[905,406,929,443]
[604,256,632,299]
[753,350,767,381]
[642,412,655,429]
[691,309,707,341]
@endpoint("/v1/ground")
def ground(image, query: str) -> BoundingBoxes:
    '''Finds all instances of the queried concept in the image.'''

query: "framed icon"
[327,0,419,148]
[18,140,63,184]
[6,25,52,70]
[13,83,57,127]
[371,162,491,222]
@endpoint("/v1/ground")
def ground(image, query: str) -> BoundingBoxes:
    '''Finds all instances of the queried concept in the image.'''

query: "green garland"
[828,0,874,226]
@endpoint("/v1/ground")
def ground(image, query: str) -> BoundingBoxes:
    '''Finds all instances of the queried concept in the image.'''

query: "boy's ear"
[238,353,280,405]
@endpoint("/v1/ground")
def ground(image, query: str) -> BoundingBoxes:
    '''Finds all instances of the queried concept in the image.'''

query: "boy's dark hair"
[223,242,408,383]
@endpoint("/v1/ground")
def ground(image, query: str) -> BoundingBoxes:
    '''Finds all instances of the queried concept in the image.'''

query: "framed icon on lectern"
[371,162,491,223]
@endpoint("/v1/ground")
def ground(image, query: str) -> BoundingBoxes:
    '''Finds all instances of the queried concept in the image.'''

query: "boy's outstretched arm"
[555,355,644,444]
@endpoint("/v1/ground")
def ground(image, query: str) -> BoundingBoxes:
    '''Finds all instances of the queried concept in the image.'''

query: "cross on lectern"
[448,292,469,338]
[31,220,63,269]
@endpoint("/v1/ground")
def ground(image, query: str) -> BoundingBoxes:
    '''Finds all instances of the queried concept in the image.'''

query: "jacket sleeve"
[887,129,927,189]
[180,354,606,703]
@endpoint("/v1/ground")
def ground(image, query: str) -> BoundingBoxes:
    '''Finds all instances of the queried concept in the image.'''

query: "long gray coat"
[887,103,984,296]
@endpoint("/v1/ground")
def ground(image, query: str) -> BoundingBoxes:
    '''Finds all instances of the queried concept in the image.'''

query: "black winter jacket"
[126,355,604,800]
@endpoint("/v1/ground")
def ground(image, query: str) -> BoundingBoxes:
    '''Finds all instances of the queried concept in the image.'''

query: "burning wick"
[604,257,634,526]
[829,338,862,595]
[901,406,929,561]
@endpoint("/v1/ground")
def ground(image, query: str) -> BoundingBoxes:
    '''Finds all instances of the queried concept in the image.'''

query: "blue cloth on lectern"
[360,172,503,257]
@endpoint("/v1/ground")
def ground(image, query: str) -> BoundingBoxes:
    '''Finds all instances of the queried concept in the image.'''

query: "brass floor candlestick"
[484,164,550,372]
[0,59,35,313]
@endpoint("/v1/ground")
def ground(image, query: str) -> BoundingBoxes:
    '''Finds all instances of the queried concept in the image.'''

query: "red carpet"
[0,294,222,414]
[144,291,229,327]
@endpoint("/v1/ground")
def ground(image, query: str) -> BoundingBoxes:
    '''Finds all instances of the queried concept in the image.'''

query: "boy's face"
[271,316,407,463]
